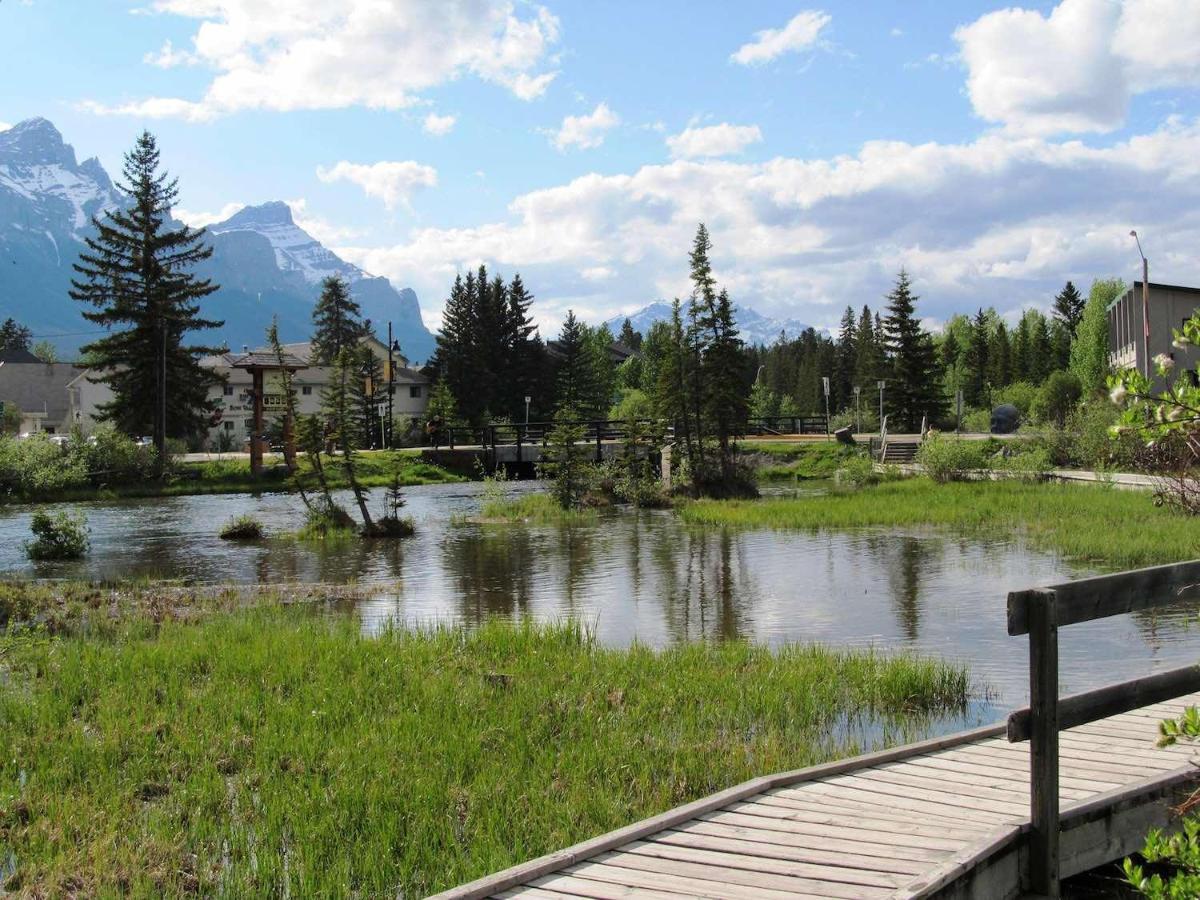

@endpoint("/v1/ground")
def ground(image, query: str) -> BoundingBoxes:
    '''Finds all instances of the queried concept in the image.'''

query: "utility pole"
[853,385,861,434]
[822,376,831,438]
[386,323,396,449]
[877,380,886,436]
[1131,230,1150,378]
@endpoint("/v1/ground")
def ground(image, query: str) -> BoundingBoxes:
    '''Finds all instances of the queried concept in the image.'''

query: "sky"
[2,0,1200,336]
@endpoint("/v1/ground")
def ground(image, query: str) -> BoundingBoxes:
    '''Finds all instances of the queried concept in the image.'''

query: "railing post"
[1029,589,1060,897]
[516,424,523,463]
[595,422,602,463]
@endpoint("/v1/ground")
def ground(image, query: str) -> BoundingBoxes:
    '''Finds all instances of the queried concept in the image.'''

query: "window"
[409,386,422,399]
[223,421,234,431]
[223,385,234,396]
[302,386,312,396]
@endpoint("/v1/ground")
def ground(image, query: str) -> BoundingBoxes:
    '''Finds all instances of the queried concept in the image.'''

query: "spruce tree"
[585,323,618,418]
[833,306,857,411]
[1028,312,1053,384]
[881,270,943,431]
[555,310,593,416]
[618,317,643,351]
[311,276,365,364]
[854,305,881,387]
[0,318,32,352]
[70,130,222,463]
[988,321,1012,390]
[963,309,990,407]
[1012,313,1032,381]
[1053,281,1086,335]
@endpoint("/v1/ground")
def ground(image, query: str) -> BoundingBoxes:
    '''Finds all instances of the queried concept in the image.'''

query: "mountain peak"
[219,201,294,229]
[0,117,76,168]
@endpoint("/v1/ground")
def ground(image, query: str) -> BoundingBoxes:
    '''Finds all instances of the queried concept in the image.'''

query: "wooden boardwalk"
[434,693,1200,900]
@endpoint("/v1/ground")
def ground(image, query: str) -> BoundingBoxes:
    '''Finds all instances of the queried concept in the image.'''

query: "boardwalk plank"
[703,807,966,851]
[574,852,840,900]
[899,755,1117,795]
[747,793,994,833]
[675,818,942,867]
[529,873,696,900]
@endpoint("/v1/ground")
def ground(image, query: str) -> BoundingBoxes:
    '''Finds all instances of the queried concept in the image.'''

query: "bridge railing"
[433,419,670,452]
[739,415,829,436]
[1007,560,1200,896]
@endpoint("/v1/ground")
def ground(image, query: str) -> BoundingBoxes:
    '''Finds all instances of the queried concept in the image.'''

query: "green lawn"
[742,441,864,480]
[680,477,1199,569]
[0,589,969,897]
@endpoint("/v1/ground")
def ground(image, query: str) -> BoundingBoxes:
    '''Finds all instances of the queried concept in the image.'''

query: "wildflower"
[1154,353,1176,371]
[1109,383,1128,404]
[1173,335,1191,350]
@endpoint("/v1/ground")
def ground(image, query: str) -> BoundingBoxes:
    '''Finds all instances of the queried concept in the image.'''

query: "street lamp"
[877,380,886,436]
[386,327,401,449]
[821,376,831,438]
[1130,230,1150,378]
[755,364,766,383]
[524,395,532,425]
[853,385,861,434]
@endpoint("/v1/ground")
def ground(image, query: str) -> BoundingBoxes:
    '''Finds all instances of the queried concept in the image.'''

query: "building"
[0,359,83,434]
[68,335,429,447]
[1108,281,1200,379]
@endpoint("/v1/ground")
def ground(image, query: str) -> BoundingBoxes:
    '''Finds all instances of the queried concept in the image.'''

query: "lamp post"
[877,380,886,435]
[1131,230,1150,378]
[821,376,831,438]
[386,327,401,449]
[524,395,531,425]
[853,385,861,434]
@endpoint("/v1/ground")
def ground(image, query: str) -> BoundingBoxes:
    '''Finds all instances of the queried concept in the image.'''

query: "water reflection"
[1,481,1199,709]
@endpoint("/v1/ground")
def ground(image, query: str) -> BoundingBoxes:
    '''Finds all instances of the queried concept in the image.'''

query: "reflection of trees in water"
[864,534,940,642]
[442,527,536,624]
[252,537,406,586]
[649,524,753,643]
[1130,601,1199,651]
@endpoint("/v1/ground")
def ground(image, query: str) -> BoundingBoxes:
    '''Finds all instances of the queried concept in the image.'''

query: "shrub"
[608,388,655,423]
[0,435,88,497]
[915,435,987,483]
[219,515,265,540]
[830,407,879,434]
[1031,370,1082,427]
[297,501,357,539]
[835,454,879,488]
[997,447,1052,482]
[24,510,89,560]
[365,476,415,538]
[960,407,993,433]
[993,381,1039,418]
[74,426,159,485]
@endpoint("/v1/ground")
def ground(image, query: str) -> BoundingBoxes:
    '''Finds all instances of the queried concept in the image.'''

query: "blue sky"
[2,0,1199,334]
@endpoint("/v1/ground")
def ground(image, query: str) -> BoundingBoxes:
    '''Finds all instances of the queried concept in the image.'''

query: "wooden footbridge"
[433,561,1200,900]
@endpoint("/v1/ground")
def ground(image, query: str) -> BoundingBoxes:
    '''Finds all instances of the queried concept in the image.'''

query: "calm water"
[1,480,1197,711]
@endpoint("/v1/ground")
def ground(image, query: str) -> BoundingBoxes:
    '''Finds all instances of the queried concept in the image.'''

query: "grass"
[217,514,265,541]
[743,441,865,481]
[477,491,600,525]
[0,587,970,898]
[680,476,1200,569]
[12,450,464,504]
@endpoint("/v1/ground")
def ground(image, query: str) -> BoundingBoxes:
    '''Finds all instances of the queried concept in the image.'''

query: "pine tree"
[854,305,881,387]
[503,273,544,420]
[0,318,32,352]
[358,343,383,448]
[963,309,990,407]
[323,346,373,529]
[881,270,943,431]
[1012,313,1032,381]
[585,323,618,419]
[833,306,857,412]
[311,276,365,364]
[1028,312,1053,384]
[70,130,222,463]
[618,317,643,351]
[555,310,593,416]
[988,321,1012,390]
[1053,281,1086,335]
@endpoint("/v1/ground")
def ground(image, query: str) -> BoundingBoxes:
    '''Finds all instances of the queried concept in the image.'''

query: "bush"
[24,509,89,560]
[915,435,987,483]
[219,514,265,540]
[993,381,1039,418]
[1031,370,1082,427]
[297,501,357,539]
[835,454,880,488]
[0,435,88,497]
[74,426,159,485]
[608,388,655,423]
[830,407,879,433]
[997,447,1052,482]
[960,407,993,433]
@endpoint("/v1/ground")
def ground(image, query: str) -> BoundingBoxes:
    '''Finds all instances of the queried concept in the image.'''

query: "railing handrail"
[1005,558,1200,896]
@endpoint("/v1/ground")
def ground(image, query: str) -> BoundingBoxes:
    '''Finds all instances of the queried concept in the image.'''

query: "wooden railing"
[738,415,829,436]
[1006,560,1200,896]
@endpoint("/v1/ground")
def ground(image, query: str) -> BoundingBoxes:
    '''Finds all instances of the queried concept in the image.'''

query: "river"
[1,480,1196,712]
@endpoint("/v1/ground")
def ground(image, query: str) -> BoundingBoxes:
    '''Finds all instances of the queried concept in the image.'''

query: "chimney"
[242,344,249,354]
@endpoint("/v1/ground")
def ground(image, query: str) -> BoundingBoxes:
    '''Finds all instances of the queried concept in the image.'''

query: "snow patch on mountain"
[605,301,820,346]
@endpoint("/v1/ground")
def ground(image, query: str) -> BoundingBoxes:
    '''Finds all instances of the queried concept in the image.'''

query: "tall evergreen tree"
[618,317,643,351]
[1012,312,1032,382]
[833,306,857,411]
[1053,281,1086,335]
[0,318,32,352]
[1027,311,1053,384]
[555,310,593,416]
[70,130,222,463]
[311,276,365,364]
[963,308,990,407]
[854,305,881,388]
[881,270,943,431]
[988,321,1012,390]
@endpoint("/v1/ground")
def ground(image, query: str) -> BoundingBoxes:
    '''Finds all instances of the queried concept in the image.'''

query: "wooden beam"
[1028,590,1061,897]
[1008,664,1200,743]
[1008,560,1200,635]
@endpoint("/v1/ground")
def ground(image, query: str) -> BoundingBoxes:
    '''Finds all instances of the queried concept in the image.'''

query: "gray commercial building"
[1107,281,1200,381]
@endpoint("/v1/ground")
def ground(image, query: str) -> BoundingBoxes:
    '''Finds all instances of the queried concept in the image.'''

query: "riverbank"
[0,580,970,897]
[2,449,464,505]
[680,477,1199,569]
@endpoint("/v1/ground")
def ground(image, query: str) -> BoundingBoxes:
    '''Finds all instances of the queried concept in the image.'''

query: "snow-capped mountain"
[605,301,820,347]
[0,118,435,361]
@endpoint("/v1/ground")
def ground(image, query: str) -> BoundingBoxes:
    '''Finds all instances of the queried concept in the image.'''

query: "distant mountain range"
[0,118,436,362]
[605,301,819,347]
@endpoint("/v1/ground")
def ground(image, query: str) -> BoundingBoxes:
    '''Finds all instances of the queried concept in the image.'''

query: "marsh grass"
[680,477,1200,568]
[745,442,864,481]
[0,603,969,897]
[217,514,264,541]
[478,491,600,525]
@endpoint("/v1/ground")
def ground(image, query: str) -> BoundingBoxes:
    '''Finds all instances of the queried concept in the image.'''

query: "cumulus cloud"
[423,112,457,136]
[955,0,1200,135]
[335,117,1200,336]
[143,38,196,68]
[549,102,619,151]
[731,10,831,66]
[86,0,560,120]
[667,123,762,159]
[316,160,438,211]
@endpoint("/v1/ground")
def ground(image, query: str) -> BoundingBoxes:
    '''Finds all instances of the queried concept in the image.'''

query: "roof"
[0,361,83,423]
[1109,281,1200,311]
[545,340,638,364]
[0,347,42,364]
[229,351,308,370]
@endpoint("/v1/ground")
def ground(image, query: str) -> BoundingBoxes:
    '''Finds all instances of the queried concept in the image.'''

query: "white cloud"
[955,0,1200,135]
[423,112,457,136]
[731,10,831,66]
[336,117,1200,336]
[86,0,560,120]
[0,121,10,132]
[316,160,438,211]
[287,197,365,245]
[549,102,619,151]
[173,201,244,227]
[143,38,197,68]
[667,123,762,159]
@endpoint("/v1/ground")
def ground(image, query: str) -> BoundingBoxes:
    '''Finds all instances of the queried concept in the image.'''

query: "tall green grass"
[478,491,600,525]
[0,608,968,897]
[680,477,1200,568]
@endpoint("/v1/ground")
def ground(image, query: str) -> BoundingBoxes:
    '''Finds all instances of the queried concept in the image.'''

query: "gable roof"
[0,346,42,364]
